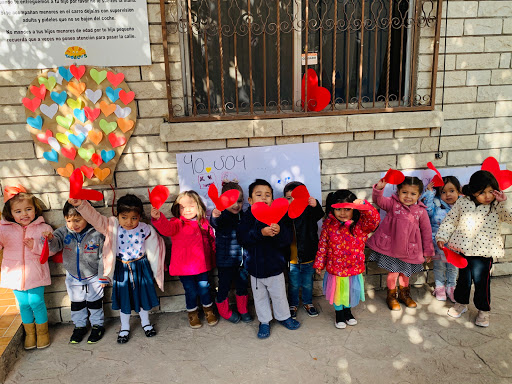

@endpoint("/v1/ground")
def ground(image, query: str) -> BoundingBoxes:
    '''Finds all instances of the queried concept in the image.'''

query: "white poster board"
[0,0,151,69]
[176,143,322,212]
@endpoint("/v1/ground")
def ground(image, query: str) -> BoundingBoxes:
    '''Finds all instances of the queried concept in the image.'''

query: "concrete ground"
[4,276,512,384]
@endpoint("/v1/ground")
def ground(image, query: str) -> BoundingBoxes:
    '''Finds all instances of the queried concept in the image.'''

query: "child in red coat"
[313,190,380,329]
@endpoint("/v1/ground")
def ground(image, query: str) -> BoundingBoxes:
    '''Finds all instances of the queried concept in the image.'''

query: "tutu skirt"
[323,272,365,308]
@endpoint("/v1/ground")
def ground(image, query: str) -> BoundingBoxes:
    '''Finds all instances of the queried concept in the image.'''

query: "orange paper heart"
[94,167,110,181]
[57,163,74,177]
[99,101,116,117]
[88,130,103,145]
[117,118,134,133]
[68,81,86,97]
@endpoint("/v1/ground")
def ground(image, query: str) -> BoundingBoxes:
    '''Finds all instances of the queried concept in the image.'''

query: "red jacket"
[313,203,380,277]
[152,214,215,276]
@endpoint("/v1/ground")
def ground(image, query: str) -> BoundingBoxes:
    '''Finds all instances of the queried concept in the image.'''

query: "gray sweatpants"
[65,273,104,327]
[250,273,291,323]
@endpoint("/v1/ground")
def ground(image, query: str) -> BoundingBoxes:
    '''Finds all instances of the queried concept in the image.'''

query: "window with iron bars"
[164,0,442,121]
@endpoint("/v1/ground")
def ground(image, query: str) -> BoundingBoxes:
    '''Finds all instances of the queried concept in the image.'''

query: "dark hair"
[2,193,43,223]
[63,202,82,218]
[397,176,424,194]
[462,170,499,205]
[248,179,273,199]
[221,181,243,198]
[283,181,304,196]
[325,189,360,235]
[117,194,144,217]
[435,176,461,198]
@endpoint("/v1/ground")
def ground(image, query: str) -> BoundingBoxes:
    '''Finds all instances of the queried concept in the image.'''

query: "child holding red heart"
[151,190,218,329]
[313,190,380,329]
[436,170,512,327]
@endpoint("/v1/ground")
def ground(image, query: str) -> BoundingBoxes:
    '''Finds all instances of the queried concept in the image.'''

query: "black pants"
[454,256,493,311]
[216,266,249,303]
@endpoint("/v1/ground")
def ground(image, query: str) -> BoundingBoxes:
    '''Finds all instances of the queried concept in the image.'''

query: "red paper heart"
[22,97,41,112]
[427,162,444,187]
[118,90,135,105]
[108,132,127,148]
[207,184,240,211]
[30,84,47,100]
[481,157,512,191]
[40,238,49,264]
[36,130,53,144]
[53,251,63,263]
[91,153,103,166]
[107,72,124,87]
[442,247,468,268]
[61,147,77,160]
[69,169,103,201]
[80,165,94,179]
[383,169,405,185]
[69,64,86,80]
[84,107,101,122]
[331,202,372,211]
[148,185,170,210]
[251,198,289,226]
[288,185,310,219]
[301,68,331,112]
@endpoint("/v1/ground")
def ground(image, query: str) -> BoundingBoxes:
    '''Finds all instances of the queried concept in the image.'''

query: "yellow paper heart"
[206,167,212,173]
[55,133,70,145]
[67,98,82,110]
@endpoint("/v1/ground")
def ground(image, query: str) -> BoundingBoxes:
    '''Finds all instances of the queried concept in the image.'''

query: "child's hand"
[425,256,432,263]
[270,223,280,235]
[427,181,435,191]
[375,179,387,190]
[42,231,54,241]
[68,198,82,207]
[100,283,108,288]
[261,227,274,237]
[308,197,317,207]
[23,238,34,249]
[150,207,161,220]
[211,208,222,218]
[316,268,322,275]
[492,190,507,202]
[353,199,365,205]
[437,241,445,250]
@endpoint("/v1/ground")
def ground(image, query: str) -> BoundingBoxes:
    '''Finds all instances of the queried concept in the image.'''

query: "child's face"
[398,185,421,206]
[179,195,198,219]
[284,191,293,204]
[118,210,141,230]
[473,186,495,205]
[248,185,273,206]
[440,182,459,205]
[334,207,353,222]
[65,215,88,233]
[226,192,244,214]
[11,199,36,226]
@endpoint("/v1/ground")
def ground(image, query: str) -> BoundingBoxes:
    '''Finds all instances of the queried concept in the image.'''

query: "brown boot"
[203,305,218,326]
[188,309,202,329]
[386,288,401,311]
[23,323,36,350]
[398,285,417,308]
[36,322,50,349]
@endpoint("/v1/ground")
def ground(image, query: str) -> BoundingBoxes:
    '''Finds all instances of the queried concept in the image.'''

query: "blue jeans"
[288,262,314,307]
[179,272,213,310]
[433,259,458,288]
[216,266,249,303]
[13,286,48,324]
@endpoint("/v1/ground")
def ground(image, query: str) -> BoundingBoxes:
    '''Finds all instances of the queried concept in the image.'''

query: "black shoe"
[87,325,105,344]
[289,306,298,319]
[143,325,157,337]
[117,330,130,344]
[343,307,358,326]
[70,327,88,344]
[303,304,319,317]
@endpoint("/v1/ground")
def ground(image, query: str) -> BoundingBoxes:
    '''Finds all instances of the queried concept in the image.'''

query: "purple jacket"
[367,186,434,264]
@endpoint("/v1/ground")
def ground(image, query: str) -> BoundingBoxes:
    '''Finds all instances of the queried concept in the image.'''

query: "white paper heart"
[85,89,102,104]
[47,136,61,151]
[40,103,59,119]
[74,123,93,136]
[48,71,63,85]
[114,105,131,118]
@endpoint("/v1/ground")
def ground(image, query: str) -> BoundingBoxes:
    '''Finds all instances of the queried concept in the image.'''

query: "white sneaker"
[475,310,490,327]
[335,320,346,329]
[345,318,357,326]
[447,302,468,318]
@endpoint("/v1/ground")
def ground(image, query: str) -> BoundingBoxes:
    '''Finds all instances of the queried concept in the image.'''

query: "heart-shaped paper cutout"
[48,71,63,85]
[107,72,124,87]
[100,101,116,117]
[40,238,49,264]
[68,81,86,97]
[251,198,289,226]
[442,247,468,268]
[301,68,331,112]
[100,119,117,134]
[148,185,170,210]
[101,149,115,163]
[90,69,107,85]
[61,147,77,160]
[93,167,110,181]
[78,148,94,162]
[69,169,103,200]
[85,89,102,104]
[331,202,372,210]
[56,114,74,129]
[383,169,405,185]
[55,132,70,145]
[74,123,92,136]
[38,76,56,91]
[27,115,43,130]
[108,132,126,148]
[69,133,86,147]
[91,153,103,166]
[288,185,310,219]
[70,65,86,80]
[106,87,121,102]
[427,162,444,187]
[119,90,135,105]
[207,184,240,211]
[80,165,94,179]
[67,98,82,110]
[117,118,134,133]
[481,157,512,191]
[114,105,131,118]
[57,163,74,177]
[40,104,58,119]
[43,149,58,162]
[74,108,86,123]
[36,130,53,144]
[30,84,46,100]
[47,137,61,151]
[22,97,41,112]
[58,66,73,82]
[50,91,67,106]
[88,130,103,145]
[84,107,100,122]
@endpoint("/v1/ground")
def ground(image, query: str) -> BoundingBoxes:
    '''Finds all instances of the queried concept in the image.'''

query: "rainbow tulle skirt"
[323,272,365,308]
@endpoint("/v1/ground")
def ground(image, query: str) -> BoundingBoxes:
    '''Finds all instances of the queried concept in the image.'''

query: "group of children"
[0,168,510,349]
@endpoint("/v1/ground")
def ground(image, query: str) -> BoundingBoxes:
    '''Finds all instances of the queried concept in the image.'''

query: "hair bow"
[4,184,27,203]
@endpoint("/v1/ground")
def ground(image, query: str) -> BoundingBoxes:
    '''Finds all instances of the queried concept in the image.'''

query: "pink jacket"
[76,201,166,291]
[367,186,434,264]
[152,214,215,276]
[0,216,54,291]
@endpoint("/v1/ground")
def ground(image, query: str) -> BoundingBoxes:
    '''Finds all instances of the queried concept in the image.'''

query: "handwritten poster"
[176,143,322,212]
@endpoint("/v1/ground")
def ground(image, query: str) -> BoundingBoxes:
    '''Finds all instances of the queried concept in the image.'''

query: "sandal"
[143,325,157,337]
[117,330,130,344]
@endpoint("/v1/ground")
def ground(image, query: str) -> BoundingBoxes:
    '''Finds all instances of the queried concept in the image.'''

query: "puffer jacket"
[288,201,325,264]
[210,210,243,268]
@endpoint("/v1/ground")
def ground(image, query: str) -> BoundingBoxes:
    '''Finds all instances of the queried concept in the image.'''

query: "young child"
[314,190,380,328]
[283,181,324,318]
[69,195,166,343]
[422,176,461,302]
[436,170,512,327]
[151,191,218,328]
[45,202,107,344]
[367,177,434,310]
[0,186,53,349]
[210,182,252,323]
[237,179,300,339]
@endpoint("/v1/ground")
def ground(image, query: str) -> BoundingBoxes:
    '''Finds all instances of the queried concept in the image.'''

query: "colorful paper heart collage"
[23,65,136,185]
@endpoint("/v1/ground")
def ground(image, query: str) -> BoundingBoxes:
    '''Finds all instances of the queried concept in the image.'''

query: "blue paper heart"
[101,149,115,163]
[73,108,86,123]
[58,66,73,82]
[50,91,67,106]
[27,115,43,130]
[106,87,121,102]
[68,133,86,148]
[43,149,58,162]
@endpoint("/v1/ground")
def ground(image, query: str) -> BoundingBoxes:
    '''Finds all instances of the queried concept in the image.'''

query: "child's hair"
[462,170,499,204]
[435,176,461,198]
[117,194,144,217]
[171,190,207,221]
[63,201,82,218]
[2,193,43,223]
[397,176,424,194]
[248,179,273,199]
[283,181,304,195]
[221,181,243,197]
[325,189,360,235]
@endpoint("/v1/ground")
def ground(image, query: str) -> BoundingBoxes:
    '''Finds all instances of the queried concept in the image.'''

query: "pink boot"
[216,298,240,323]
[446,286,456,303]
[236,295,253,323]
